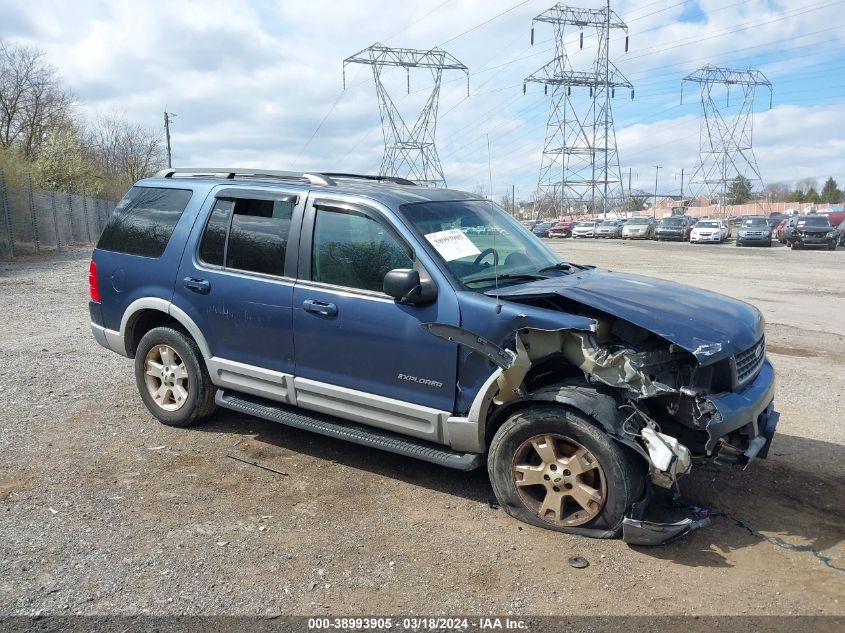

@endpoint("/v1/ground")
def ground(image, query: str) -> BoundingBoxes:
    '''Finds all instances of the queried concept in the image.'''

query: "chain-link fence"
[0,169,117,258]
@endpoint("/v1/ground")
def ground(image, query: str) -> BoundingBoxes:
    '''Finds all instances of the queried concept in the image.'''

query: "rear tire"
[134,326,217,427]
[488,405,643,537]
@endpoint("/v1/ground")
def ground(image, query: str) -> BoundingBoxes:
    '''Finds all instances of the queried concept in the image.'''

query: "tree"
[805,188,820,204]
[86,114,166,197]
[796,177,818,194]
[728,175,753,205]
[627,193,648,213]
[820,177,841,204]
[762,182,790,202]
[0,40,74,158]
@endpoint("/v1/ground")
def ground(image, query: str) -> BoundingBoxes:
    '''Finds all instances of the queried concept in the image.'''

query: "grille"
[735,337,765,385]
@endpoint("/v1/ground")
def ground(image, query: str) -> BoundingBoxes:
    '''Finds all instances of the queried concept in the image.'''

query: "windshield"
[627,217,650,225]
[659,217,683,226]
[399,200,562,289]
[576,222,595,227]
[797,216,831,228]
[695,221,720,228]
[742,217,769,227]
[600,220,618,226]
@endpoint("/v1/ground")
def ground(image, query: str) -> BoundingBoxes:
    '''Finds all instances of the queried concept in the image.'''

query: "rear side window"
[97,187,192,258]
[311,206,413,292]
[198,196,295,277]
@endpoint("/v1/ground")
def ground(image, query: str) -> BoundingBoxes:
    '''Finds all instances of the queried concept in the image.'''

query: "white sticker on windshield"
[424,228,481,261]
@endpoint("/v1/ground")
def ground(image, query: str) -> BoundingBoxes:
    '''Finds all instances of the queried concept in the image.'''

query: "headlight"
[827,231,837,238]
[738,231,747,237]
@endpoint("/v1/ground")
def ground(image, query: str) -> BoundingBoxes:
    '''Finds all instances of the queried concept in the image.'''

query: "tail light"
[89,259,101,303]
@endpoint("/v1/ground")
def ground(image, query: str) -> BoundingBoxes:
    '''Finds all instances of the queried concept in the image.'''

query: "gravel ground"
[0,240,843,617]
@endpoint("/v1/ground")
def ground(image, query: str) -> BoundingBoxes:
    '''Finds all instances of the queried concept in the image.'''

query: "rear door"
[291,196,461,439]
[172,185,306,399]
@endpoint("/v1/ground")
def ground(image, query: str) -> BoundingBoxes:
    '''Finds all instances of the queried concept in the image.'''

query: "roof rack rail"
[322,173,417,186]
[154,168,336,187]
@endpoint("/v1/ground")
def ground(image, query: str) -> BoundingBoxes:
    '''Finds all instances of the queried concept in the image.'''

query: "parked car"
[594,219,624,238]
[621,216,655,239]
[837,219,845,246]
[767,212,786,229]
[655,216,693,241]
[774,219,789,244]
[532,221,555,238]
[548,220,573,238]
[736,216,772,247]
[90,167,778,545]
[690,219,728,244]
[572,221,599,238]
[785,215,838,250]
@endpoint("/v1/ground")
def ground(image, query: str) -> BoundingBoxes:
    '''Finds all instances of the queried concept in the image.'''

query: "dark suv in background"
[655,216,694,241]
[784,215,838,250]
[89,168,778,545]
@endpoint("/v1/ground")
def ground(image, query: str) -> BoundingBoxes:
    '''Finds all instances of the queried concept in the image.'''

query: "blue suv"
[90,168,778,545]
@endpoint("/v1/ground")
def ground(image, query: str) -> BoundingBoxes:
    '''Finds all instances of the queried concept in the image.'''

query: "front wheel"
[488,405,643,536]
[134,326,217,427]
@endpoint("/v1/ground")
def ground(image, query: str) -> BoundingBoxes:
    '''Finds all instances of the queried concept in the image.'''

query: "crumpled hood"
[491,269,764,363]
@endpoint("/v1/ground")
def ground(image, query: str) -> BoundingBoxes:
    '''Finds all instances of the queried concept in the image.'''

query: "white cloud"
[1,0,843,197]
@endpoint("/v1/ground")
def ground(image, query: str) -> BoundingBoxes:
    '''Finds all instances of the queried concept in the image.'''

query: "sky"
[2,0,845,201]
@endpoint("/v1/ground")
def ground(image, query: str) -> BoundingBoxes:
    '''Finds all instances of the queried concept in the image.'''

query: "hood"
[490,269,764,363]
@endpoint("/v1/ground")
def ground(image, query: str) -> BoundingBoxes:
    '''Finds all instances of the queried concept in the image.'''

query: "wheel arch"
[484,381,649,463]
[121,298,211,359]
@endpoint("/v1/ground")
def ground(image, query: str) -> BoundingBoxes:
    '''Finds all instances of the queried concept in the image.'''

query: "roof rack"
[154,168,336,187]
[322,173,417,186]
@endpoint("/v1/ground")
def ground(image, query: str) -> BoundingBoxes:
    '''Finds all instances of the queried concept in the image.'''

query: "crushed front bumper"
[703,358,778,460]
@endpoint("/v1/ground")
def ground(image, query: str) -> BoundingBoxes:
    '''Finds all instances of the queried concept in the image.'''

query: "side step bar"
[215,390,483,471]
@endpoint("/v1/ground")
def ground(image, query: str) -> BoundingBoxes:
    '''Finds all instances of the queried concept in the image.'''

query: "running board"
[215,390,483,471]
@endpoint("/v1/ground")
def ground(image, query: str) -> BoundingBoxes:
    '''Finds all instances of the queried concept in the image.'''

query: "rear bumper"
[91,322,128,356]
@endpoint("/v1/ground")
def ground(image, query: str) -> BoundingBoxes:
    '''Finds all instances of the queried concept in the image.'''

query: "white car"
[690,219,728,244]
[572,221,599,238]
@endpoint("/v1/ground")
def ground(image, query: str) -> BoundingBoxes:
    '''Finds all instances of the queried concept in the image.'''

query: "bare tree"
[762,182,790,202]
[796,177,818,194]
[0,40,74,158]
[87,114,166,190]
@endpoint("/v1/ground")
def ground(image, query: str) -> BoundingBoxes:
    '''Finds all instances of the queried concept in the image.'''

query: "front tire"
[488,405,643,537]
[134,326,217,427]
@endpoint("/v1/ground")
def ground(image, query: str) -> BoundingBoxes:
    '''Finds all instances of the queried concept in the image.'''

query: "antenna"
[487,134,501,315]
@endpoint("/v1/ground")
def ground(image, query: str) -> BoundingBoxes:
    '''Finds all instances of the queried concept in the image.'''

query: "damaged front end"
[425,278,779,545]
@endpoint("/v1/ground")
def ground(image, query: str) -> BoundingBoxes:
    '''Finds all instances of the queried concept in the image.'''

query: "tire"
[488,405,643,538]
[134,326,217,427]
[736,241,742,247]
[791,241,800,250]
[829,242,836,251]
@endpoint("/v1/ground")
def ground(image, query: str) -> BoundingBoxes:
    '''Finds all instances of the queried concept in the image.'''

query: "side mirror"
[383,268,437,305]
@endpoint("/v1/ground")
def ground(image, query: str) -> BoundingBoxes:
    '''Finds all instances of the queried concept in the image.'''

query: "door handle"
[183,277,211,294]
[302,299,338,317]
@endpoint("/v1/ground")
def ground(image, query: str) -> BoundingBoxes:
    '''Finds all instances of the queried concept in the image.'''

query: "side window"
[97,187,192,258]
[198,196,294,277]
[312,207,413,292]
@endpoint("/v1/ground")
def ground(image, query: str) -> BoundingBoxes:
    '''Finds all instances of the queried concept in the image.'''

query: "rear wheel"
[488,405,643,536]
[134,326,217,427]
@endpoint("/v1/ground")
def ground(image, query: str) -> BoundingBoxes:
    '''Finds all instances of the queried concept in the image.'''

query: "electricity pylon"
[682,65,773,214]
[524,2,632,216]
[344,44,468,188]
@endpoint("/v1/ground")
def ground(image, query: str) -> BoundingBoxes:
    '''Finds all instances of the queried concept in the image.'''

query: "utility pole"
[652,165,662,219]
[680,167,685,202]
[512,183,516,216]
[164,109,177,168]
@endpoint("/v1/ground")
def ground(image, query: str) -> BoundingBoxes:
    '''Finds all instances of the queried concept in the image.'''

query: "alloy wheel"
[511,433,607,527]
[143,344,189,411]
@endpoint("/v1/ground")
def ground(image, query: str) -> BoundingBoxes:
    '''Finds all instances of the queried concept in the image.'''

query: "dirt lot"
[1,240,844,617]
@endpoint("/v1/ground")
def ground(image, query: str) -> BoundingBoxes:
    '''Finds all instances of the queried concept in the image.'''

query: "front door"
[292,198,460,432]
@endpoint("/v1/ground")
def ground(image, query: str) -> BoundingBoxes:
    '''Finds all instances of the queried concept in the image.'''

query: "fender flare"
[507,380,649,462]
[120,298,212,359]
